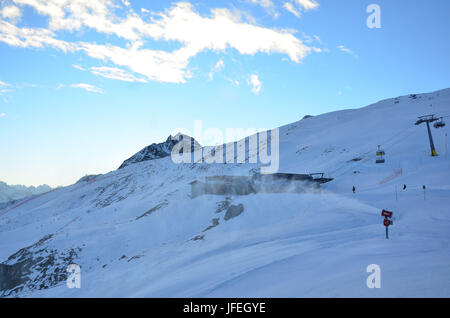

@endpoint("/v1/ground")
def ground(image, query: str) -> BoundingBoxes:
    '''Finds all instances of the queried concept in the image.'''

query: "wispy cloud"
[0,81,17,103]
[71,83,104,94]
[248,0,279,18]
[283,0,319,18]
[0,1,314,84]
[283,2,301,18]
[248,0,275,9]
[0,81,14,98]
[295,0,319,11]
[225,76,240,86]
[0,89,13,94]
[313,35,321,44]
[208,59,225,80]
[337,45,358,58]
[72,64,85,71]
[90,66,147,83]
[248,74,262,94]
[0,112,6,117]
[0,19,75,52]
[214,60,225,72]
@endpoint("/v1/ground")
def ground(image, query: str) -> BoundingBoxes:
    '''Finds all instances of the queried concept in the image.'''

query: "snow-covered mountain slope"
[1,88,450,297]
[0,181,51,204]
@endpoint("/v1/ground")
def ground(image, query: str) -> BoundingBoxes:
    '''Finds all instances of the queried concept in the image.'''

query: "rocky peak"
[118,134,201,169]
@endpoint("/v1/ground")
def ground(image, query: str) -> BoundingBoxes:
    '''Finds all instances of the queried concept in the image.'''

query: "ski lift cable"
[328,126,417,178]
[328,125,414,173]
[325,114,447,183]
[379,127,418,152]
[344,120,448,189]
[323,111,445,179]
[331,125,438,189]
[325,128,411,177]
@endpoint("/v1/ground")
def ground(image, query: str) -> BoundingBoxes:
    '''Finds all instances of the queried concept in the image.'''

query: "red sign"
[381,210,393,218]
[383,219,392,227]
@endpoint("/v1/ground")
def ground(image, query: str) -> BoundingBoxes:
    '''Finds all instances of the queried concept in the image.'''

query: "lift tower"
[415,115,439,156]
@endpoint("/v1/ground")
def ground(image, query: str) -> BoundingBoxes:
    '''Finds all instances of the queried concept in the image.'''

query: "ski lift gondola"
[434,117,446,128]
[376,145,385,164]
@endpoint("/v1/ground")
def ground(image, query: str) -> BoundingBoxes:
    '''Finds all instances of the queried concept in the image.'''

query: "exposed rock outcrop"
[118,134,201,169]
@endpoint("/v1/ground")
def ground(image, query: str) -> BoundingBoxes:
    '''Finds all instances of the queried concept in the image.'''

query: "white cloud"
[140,3,310,62]
[72,64,85,71]
[337,45,352,53]
[56,83,64,90]
[0,20,75,52]
[337,45,358,58]
[0,1,314,84]
[295,0,319,11]
[248,74,261,94]
[225,76,240,86]
[301,32,312,43]
[208,59,225,80]
[90,66,147,83]
[1,5,22,22]
[248,0,278,18]
[283,2,300,18]
[71,83,104,93]
[11,0,144,41]
[0,81,14,95]
[0,112,6,117]
[301,33,323,47]
[284,0,319,19]
[214,59,225,72]
[78,42,192,83]
[0,81,14,101]
[249,0,275,9]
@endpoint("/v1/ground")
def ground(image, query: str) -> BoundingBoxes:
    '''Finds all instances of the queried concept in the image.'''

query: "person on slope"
[403,184,407,190]
[352,186,356,194]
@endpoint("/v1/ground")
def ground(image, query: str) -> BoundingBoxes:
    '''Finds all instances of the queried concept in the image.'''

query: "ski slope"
[0,88,449,297]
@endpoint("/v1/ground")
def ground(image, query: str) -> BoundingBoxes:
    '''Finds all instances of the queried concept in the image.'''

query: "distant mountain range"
[0,181,52,203]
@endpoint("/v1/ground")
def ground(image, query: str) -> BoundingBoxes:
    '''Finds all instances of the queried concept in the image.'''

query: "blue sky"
[0,0,449,187]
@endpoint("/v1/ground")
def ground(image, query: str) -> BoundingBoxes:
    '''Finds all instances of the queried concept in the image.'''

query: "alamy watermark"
[366,264,381,288]
[367,4,381,29]
[169,120,279,174]
[66,264,81,289]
